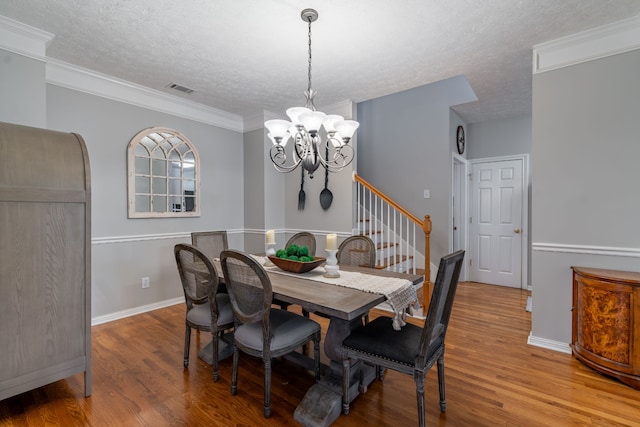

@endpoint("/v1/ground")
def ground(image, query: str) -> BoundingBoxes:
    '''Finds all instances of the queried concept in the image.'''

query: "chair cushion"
[342,316,442,367]
[186,303,210,328]
[216,293,234,326]
[234,309,320,352]
[186,293,234,328]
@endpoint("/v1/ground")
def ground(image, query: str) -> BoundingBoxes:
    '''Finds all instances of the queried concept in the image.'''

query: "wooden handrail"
[353,172,433,308]
[353,173,422,225]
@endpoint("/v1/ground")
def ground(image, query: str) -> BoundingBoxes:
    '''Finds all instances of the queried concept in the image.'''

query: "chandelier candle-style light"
[265,8,359,178]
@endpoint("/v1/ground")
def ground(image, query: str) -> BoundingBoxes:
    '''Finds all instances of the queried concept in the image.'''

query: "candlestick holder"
[323,249,340,278]
[264,243,276,267]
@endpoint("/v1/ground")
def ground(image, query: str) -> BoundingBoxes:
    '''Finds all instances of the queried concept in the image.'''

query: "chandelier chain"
[307,17,313,98]
[264,8,358,177]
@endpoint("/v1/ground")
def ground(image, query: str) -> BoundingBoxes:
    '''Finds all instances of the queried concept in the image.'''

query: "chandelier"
[264,8,359,178]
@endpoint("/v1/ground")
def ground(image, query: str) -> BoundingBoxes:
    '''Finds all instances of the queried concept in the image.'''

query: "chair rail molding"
[532,242,640,258]
[92,229,244,245]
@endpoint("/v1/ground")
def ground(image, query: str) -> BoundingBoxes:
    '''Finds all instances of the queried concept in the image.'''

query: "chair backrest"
[286,232,316,256]
[220,250,272,328]
[191,230,229,260]
[337,235,376,268]
[174,243,221,312]
[416,250,465,369]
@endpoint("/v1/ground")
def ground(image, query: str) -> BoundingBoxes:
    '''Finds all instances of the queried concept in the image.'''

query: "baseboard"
[91,297,183,326]
[527,332,572,354]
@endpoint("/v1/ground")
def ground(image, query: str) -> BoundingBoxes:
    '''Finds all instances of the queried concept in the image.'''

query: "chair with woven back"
[191,230,229,291]
[285,231,316,256]
[173,243,234,381]
[191,230,228,260]
[334,235,377,323]
[341,250,465,427]
[300,235,378,321]
[278,232,317,314]
[220,249,321,418]
[336,235,376,268]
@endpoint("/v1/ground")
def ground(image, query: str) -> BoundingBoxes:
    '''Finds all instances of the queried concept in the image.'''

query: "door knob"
[514,228,521,234]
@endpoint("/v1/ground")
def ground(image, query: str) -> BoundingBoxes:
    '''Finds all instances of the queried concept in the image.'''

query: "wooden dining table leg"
[325,315,377,390]
[294,314,376,426]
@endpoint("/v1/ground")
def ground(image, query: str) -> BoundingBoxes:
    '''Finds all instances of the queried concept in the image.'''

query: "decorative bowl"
[268,256,326,273]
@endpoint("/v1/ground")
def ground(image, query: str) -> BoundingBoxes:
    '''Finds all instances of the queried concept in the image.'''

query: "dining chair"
[285,231,316,256]
[278,232,316,315]
[191,230,229,259]
[337,235,376,268]
[192,230,229,291]
[174,243,234,381]
[341,250,465,427]
[220,249,321,418]
[335,235,377,323]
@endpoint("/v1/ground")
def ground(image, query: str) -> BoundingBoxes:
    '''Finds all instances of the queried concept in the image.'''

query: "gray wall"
[531,49,640,344]
[243,124,292,253]
[467,115,531,160]
[357,76,476,263]
[0,50,46,128]
[45,85,245,319]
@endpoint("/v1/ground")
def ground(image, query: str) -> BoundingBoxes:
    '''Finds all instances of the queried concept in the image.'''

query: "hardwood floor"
[2,282,639,426]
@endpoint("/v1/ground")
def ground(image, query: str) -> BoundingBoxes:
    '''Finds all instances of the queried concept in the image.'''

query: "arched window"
[127,127,200,218]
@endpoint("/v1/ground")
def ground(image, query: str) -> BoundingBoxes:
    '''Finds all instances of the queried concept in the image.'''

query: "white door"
[469,159,523,288]
[452,157,467,281]
[452,160,464,251]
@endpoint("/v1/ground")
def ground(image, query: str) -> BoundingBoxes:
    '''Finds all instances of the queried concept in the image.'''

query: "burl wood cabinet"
[571,266,640,389]
[0,122,91,400]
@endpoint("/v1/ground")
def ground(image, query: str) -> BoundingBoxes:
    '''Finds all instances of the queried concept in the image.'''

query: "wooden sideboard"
[0,122,91,400]
[571,266,640,389]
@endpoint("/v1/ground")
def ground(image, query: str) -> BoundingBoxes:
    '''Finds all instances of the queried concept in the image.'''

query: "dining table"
[201,255,424,426]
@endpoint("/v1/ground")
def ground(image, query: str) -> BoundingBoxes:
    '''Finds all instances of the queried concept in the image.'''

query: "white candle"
[326,233,337,251]
[265,229,275,245]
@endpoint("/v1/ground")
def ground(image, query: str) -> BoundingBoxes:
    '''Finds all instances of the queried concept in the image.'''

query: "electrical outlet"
[423,189,430,199]
[141,276,150,289]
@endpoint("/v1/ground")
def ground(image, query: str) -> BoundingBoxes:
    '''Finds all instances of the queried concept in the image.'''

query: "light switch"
[424,189,430,199]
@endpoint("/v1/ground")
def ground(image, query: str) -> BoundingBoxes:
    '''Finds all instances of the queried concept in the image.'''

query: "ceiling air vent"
[166,82,195,94]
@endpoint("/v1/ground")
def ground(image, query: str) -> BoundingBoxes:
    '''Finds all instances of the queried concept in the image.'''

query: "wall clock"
[456,125,465,155]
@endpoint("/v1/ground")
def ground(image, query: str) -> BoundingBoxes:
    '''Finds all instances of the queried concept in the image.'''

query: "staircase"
[358,220,417,273]
[353,173,432,307]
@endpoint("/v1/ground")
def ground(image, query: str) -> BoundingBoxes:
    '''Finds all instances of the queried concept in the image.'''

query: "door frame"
[468,154,529,289]
[451,153,468,281]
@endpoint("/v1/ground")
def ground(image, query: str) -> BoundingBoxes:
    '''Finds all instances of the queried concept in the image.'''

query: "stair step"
[375,254,413,270]
[375,241,398,250]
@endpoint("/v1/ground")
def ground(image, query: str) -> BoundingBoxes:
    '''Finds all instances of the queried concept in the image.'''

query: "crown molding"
[0,14,53,61]
[46,59,244,132]
[244,111,273,132]
[533,15,640,74]
[0,13,245,132]
[321,99,357,120]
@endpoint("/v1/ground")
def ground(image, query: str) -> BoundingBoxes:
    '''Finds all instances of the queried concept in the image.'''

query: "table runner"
[254,255,418,330]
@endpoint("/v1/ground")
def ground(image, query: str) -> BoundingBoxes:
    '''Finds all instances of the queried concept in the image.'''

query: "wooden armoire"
[0,121,91,400]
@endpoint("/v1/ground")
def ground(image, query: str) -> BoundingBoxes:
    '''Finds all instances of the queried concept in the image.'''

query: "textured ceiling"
[1,0,639,124]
